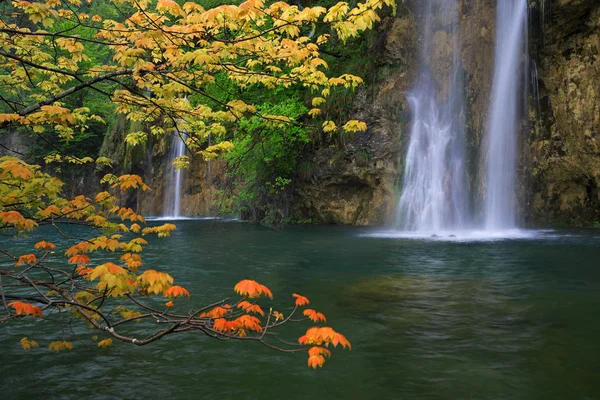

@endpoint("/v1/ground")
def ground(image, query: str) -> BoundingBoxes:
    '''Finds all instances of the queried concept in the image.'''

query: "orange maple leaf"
[232,315,262,332]
[68,254,91,266]
[298,327,351,349]
[75,265,93,277]
[88,262,127,281]
[0,113,19,123]
[39,204,61,218]
[308,346,332,358]
[234,279,273,299]
[65,241,90,257]
[212,318,238,332]
[117,207,145,222]
[273,311,284,321]
[237,300,265,316]
[293,293,310,306]
[113,174,150,191]
[16,254,37,267]
[8,301,43,318]
[40,104,70,116]
[0,159,34,179]
[164,285,190,298]
[307,354,326,368]
[34,241,56,251]
[0,211,37,231]
[121,253,143,270]
[303,309,326,323]
[307,346,331,368]
[200,305,231,319]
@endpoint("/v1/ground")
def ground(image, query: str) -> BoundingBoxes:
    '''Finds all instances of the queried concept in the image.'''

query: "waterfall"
[484,0,527,230]
[396,0,468,231]
[162,132,186,218]
[531,60,541,116]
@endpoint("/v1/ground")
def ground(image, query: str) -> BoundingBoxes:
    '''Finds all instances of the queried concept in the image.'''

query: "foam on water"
[360,229,551,242]
[146,216,238,222]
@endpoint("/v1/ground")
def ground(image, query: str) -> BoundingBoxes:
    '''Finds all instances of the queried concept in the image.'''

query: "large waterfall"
[395,0,528,234]
[396,0,468,232]
[162,132,186,218]
[484,0,528,230]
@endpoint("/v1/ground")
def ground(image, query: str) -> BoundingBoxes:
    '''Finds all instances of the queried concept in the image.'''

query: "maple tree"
[0,0,395,367]
[0,156,349,367]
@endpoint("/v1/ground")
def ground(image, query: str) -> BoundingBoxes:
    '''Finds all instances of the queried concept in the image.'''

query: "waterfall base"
[146,216,238,222]
[361,229,548,242]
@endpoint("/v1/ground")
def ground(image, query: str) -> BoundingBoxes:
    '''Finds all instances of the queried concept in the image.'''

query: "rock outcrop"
[291,0,498,225]
[292,11,417,225]
[529,0,600,226]
[99,116,229,217]
[136,153,228,217]
[293,0,600,227]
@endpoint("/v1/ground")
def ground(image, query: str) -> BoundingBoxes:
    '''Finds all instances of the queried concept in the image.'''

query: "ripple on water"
[1,223,599,399]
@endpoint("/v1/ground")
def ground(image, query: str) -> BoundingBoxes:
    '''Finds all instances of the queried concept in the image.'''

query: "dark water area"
[1,221,599,399]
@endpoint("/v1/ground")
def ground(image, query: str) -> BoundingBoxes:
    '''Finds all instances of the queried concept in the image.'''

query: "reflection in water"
[1,222,599,399]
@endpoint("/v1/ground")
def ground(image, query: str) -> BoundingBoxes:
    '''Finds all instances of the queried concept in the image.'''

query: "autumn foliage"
[0,154,351,367]
[0,0,397,368]
[0,0,396,162]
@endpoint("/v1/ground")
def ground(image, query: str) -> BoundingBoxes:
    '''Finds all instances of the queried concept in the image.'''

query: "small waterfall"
[396,0,468,231]
[531,60,541,116]
[162,132,186,218]
[484,0,527,230]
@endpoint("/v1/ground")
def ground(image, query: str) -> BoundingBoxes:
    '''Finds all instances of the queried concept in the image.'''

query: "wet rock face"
[292,1,497,226]
[384,17,418,67]
[458,0,496,217]
[136,150,229,217]
[294,0,600,227]
[291,10,418,226]
[429,30,454,99]
[529,1,600,226]
[550,0,598,37]
[97,116,229,218]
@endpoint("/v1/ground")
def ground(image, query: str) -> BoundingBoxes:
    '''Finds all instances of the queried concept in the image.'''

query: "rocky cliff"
[291,0,498,226]
[136,152,228,218]
[529,0,600,226]
[291,7,416,226]
[291,10,416,225]
[292,0,600,227]
[99,116,229,217]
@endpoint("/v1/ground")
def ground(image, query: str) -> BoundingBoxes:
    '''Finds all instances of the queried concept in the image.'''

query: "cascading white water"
[162,132,186,218]
[396,0,468,232]
[484,0,527,230]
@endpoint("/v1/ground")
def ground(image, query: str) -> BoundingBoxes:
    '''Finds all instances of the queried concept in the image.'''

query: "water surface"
[1,221,599,399]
